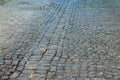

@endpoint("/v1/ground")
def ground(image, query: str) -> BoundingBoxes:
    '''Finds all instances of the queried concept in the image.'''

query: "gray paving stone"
[19,60,26,66]
[10,71,21,79]
[17,77,30,80]
[4,60,12,65]
[1,76,9,80]
[50,66,57,71]
[25,61,39,70]
[0,60,4,65]
[77,78,90,80]
[35,69,47,74]
[93,78,105,80]
[12,60,19,66]
[17,66,24,72]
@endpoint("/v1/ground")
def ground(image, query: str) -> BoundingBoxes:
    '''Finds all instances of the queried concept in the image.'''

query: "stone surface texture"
[0,0,120,80]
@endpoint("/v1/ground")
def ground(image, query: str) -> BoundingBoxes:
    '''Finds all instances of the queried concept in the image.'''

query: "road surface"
[0,0,120,80]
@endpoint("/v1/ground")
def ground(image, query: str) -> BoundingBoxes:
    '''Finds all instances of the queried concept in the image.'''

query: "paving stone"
[4,54,12,60]
[29,73,46,80]
[12,60,19,66]
[35,69,47,74]
[10,71,21,79]
[1,76,9,80]
[20,70,33,78]
[88,71,96,77]
[0,60,4,65]
[47,72,56,78]
[29,56,40,61]
[0,53,3,58]
[4,60,12,65]
[63,73,70,77]
[77,78,90,80]
[80,73,88,78]
[53,57,59,61]
[25,61,39,70]
[81,61,88,71]
[50,66,57,71]
[17,66,24,71]
[93,78,106,80]
[19,60,26,66]
[17,77,30,80]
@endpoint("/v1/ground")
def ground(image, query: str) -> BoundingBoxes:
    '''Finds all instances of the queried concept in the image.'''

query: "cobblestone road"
[0,0,120,80]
